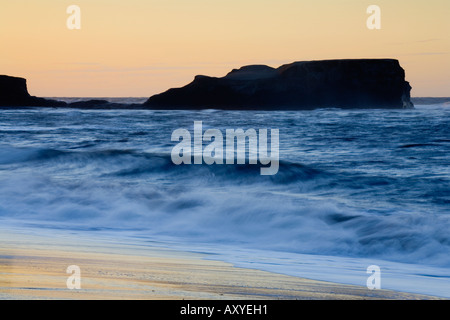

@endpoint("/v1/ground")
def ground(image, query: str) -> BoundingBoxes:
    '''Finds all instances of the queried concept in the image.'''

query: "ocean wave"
[0,145,326,185]
[1,167,448,267]
[0,151,449,268]
[1,106,449,272]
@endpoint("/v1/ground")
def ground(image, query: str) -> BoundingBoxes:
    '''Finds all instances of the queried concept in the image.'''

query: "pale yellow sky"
[0,0,449,97]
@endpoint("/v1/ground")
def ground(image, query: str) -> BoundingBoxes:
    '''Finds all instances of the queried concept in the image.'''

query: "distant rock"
[144,59,414,110]
[0,76,142,109]
[0,75,66,107]
[66,99,143,109]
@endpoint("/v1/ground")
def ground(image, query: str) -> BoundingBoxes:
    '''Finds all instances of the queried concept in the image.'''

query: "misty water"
[0,103,449,297]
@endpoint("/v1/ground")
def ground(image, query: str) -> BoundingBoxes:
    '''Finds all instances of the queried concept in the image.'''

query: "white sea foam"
[0,105,449,297]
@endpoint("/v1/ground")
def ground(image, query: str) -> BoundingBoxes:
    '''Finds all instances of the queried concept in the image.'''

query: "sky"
[0,0,449,97]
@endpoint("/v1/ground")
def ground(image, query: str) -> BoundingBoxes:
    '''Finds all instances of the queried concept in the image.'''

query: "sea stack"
[144,59,414,110]
[0,75,66,107]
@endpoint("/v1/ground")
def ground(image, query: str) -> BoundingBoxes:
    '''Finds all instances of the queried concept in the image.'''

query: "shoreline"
[0,226,441,300]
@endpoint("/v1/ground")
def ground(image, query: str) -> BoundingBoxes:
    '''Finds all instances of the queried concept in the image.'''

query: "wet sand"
[0,227,439,300]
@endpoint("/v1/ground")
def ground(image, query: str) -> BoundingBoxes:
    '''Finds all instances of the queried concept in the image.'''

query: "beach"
[0,226,439,300]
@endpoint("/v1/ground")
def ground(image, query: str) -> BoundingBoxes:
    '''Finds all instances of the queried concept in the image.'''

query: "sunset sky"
[0,0,449,97]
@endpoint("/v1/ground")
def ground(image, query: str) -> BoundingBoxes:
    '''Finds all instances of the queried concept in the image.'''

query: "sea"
[0,98,449,298]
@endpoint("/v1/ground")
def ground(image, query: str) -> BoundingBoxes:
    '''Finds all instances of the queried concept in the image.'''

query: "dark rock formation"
[66,99,143,109]
[0,76,144,109]
[68,99,110,108]
[1,59,415,110]
[0,75,66,107]
[144,59,414,110]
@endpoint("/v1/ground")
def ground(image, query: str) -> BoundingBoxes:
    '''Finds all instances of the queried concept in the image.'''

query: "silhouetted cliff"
[0,75,66,107]
[144,59,414,110]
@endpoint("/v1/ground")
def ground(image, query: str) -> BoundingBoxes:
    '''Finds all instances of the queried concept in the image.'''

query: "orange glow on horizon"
[0,0,449,97]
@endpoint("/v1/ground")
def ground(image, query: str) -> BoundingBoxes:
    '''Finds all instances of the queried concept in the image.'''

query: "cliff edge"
[0,75,66,107]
